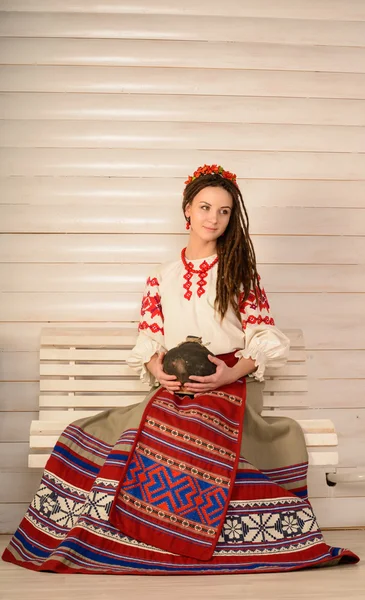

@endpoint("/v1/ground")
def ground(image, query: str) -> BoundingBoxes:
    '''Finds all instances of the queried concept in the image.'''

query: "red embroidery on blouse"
[257,287,271,312]
[138,321,164,334]
[183,271,193,300]
[196,261,210,298]
[138,275,164,334]
[241,315,275,331]
[146,276,159,287]
[239,284,275,330]
[140,291,164,321]
[181,248,218,300]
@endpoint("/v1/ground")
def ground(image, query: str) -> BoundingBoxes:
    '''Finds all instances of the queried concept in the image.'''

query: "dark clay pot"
[162,336,216,391]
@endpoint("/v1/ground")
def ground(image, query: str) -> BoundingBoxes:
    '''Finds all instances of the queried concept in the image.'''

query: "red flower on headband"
[184,164,238,187]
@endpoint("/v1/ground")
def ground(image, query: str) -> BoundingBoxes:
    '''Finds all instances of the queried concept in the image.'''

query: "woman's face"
[185,186,233,242]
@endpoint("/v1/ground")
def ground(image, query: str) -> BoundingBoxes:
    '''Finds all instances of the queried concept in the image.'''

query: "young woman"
[2,164,359,574]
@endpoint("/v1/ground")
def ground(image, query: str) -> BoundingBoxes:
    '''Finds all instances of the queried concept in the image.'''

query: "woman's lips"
[204,226,218,231]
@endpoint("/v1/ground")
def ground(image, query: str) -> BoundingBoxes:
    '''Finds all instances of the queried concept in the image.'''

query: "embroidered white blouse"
[127,253,290,386]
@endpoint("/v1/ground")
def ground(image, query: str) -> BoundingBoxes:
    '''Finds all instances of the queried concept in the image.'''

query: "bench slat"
[28,326,338,475]
[40,364,136,376]
[40,327,305,347]
[262,380,308,392]
[40,348,132,360]
[39,395,144,408]
[265,365,307,376]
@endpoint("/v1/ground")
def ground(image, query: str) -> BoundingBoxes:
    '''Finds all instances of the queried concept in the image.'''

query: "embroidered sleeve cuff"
[234,326,291,382]
[127,333,166,387]
[234,347,267,382]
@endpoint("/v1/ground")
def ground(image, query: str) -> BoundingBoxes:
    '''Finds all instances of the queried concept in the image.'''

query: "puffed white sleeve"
[127,270,166,387]
[234,277,290,382]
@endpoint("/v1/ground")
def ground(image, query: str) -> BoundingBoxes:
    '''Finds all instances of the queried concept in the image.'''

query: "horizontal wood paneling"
[0,443,29,468]
[2,234,364,264]
[0,471,41,502]
[1,264,365,293]
[2,120,365,153]
[307,352,365,379]
[274,295,365,349]
[0,326,135,353]
[2,178,365,207]
[311,498,365,528]
[1,322,363,356]
[1,295,364,350]
[2,349,365,382]
[1,0,364,532]
[2,94,365,127]
[2,149,365,179]
[2,38,365,73]
[276,409,365,469]
[0,13,365,46]
[2,374,365,411]
[0,413,38,442]
[0,503,27,533]
[306,381,365,409]
[0,383,39,411]
[1,205,364,235]
[1,0,365,21]
[2,66,365,99]
[0,353,39,381]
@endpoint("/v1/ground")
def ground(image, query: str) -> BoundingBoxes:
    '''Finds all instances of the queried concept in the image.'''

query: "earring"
[185,218,191,230]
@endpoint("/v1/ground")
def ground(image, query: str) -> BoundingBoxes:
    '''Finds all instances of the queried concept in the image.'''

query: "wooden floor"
[0,531,364,600]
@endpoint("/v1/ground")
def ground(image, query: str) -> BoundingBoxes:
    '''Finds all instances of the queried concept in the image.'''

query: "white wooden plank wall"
[0,0,365,533]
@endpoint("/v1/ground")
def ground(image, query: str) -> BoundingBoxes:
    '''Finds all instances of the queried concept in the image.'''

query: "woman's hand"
[183,355,235,393]
[146,352,182,393]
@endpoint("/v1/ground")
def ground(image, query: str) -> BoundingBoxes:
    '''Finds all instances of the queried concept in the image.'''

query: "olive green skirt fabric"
[72,378,308,493]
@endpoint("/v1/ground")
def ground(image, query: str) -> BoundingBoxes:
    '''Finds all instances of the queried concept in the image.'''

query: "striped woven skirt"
[2,353,359,574]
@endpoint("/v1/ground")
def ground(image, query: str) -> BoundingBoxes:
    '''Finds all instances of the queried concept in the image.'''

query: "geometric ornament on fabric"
[122,451,228,527]
[109,382,247,560]
[219,507,318,545]
[1,410,360,573]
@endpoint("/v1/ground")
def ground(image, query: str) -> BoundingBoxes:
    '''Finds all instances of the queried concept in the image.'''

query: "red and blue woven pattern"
[110,382,246,559]
[1,383,359,574]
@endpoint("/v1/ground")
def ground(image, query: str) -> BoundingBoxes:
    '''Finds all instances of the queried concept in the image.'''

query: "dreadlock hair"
[182,174,261,323]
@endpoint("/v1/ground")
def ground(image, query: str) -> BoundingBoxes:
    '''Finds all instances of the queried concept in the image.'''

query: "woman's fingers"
[159,375,181,386]
[160,373,179,382]
[163,384,181,392]
[162,383,181,390]
[184,385,204,391]
[184,381,212,390]
[208,355,223,365]
[188,374,216,383]
[157,352,166,365]
[157,353,180,382]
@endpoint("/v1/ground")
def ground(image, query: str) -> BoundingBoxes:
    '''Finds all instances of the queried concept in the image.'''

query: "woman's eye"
[200,206,229,214]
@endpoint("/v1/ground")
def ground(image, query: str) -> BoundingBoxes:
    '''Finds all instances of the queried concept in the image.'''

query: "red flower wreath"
[184,164,238,187]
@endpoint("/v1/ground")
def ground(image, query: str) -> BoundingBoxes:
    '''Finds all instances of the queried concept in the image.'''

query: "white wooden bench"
[29,328,338,493]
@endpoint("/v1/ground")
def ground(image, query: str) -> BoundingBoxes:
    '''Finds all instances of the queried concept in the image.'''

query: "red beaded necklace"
[181,247,218,300]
